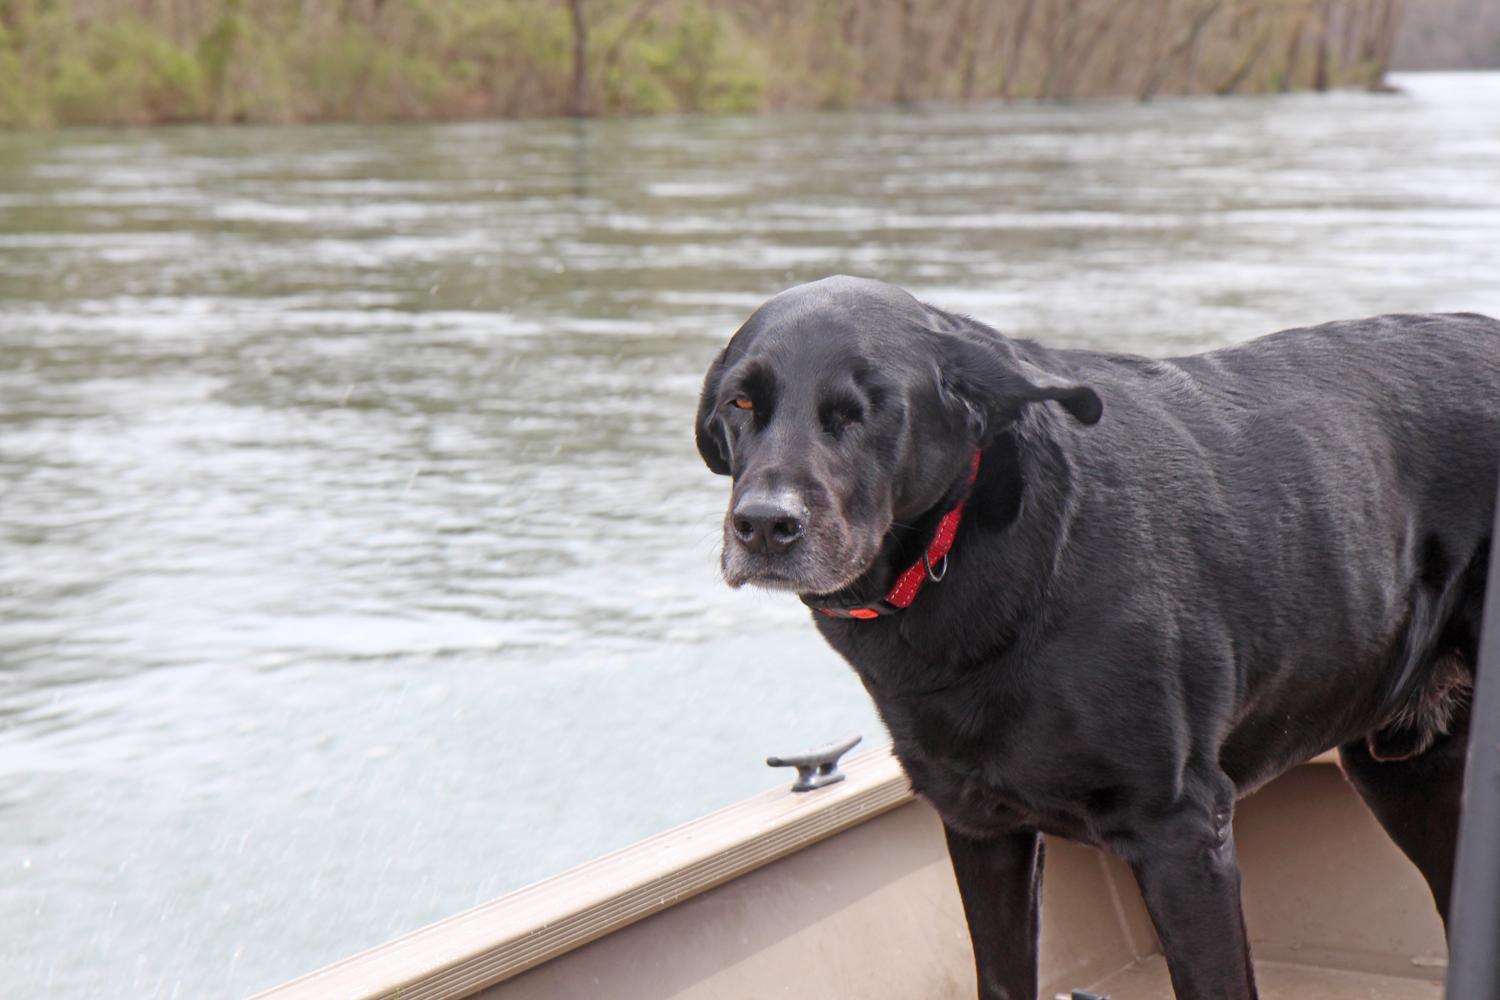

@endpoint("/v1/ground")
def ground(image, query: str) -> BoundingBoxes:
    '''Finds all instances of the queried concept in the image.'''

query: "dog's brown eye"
[821,400,863,437]
[732,396,754,410]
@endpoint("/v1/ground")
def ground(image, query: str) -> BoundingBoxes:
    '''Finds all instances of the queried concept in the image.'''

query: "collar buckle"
[809,447,980,622]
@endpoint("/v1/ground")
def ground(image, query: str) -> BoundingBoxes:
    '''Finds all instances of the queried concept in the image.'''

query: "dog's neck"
[812,410,1086,681]
[804,429,1034,614]
[800,446,985,618]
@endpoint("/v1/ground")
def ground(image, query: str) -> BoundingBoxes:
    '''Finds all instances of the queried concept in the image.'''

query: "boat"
[251,745,1450,1000]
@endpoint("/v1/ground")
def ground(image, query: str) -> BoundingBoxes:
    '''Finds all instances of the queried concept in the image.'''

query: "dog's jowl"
[696,275,1500,1000]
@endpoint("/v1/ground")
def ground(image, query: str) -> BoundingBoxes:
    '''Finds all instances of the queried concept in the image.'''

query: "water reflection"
[2,73,1499,997]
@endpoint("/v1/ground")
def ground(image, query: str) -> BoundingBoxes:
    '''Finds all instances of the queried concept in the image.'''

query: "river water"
[2,72,1499,997]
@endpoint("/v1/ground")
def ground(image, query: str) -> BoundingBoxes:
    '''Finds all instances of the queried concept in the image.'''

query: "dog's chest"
[877,689,1107,842]
[829,627,1123,841]
[897,742,1106,842]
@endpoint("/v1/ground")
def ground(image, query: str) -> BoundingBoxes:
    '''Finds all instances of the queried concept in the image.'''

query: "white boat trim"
[251,746,915,1000]
[251,746,1343,1000]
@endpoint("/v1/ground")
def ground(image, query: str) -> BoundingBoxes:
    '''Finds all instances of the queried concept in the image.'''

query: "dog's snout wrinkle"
[731,494,807,555]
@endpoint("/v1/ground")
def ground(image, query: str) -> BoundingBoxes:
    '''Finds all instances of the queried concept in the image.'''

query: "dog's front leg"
[1126,810,1257,1000]
[944,825,1043,1000]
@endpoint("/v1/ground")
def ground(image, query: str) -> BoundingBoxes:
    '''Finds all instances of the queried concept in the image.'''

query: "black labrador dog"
[694,275,1500,1000]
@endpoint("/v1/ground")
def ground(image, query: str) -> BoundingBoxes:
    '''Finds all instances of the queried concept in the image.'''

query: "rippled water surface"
[3,72,1500,997]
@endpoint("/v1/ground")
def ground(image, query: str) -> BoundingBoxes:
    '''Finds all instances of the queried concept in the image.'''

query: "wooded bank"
[0,0,1406,127]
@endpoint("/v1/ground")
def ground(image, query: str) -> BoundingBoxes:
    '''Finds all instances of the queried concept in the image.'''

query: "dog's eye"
[730,396,754,411]
[821,403,863,437]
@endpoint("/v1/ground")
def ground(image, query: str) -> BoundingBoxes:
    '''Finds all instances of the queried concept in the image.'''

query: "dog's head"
[695,276,1101,596]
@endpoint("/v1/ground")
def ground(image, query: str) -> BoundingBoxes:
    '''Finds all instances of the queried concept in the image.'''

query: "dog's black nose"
[732,497,805,554]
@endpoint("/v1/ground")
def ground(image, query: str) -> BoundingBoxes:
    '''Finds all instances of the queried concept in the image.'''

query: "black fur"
[695,275,1500,1000]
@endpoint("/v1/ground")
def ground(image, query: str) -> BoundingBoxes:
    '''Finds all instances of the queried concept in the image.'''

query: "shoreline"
[0,0,1405,130]
[0,79,1421,135]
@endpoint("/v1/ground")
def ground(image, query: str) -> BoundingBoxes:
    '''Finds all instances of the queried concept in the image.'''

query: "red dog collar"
[811,449,981,620]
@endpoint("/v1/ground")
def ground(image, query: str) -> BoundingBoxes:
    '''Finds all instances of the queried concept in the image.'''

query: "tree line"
[0,0,1405,127]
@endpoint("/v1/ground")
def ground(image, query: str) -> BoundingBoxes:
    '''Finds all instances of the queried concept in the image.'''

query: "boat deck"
[1089,957,1441,1000]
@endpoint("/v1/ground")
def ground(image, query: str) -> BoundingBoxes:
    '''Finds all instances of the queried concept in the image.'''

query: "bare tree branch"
[1139,0,1224,100]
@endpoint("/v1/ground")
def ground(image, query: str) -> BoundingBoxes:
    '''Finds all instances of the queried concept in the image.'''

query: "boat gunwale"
[249,746,915,1000]
[250,746,1340,1000]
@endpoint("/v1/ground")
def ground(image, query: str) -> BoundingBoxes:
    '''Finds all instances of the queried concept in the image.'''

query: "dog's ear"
[695,348,732,476]
[933,330,1102,441]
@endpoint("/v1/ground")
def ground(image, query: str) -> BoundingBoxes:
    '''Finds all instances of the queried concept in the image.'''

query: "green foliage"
[0,23,36,127]
[592,3,765,115]
[301,33,437,121]
[0,0,40,42]
[0,0,1406,128]
[635,6,763,113]
[199,0,297,123]
[450,0,573,117]
[0,2,205,126]
[51,19,204,125]
[759,0,860,110]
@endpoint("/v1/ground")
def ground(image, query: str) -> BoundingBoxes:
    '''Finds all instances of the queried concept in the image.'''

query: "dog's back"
[1056,312,1500,773]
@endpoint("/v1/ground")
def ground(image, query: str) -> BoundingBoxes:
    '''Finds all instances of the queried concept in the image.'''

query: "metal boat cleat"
[766,734,862,792]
